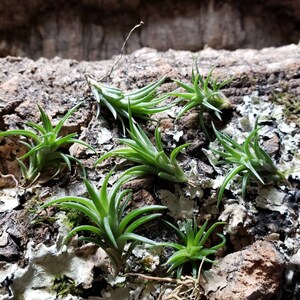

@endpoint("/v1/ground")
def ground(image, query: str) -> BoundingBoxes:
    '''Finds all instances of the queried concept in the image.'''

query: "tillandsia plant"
[160,219,226,278]
[41,170,166,273]
[170,65,231,137]
[95,104,189,183]
[0,102,94,185]
[211,120,286,206]
[87,75,173,134]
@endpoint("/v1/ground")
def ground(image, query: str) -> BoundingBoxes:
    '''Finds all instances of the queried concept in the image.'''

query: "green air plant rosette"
[87,75,176,134]
[169,65,231,137]
[211,120,286,206]
[41,170,166,274]
[0,102,95,185]
[95,102,189,183]
[160,219,226,278]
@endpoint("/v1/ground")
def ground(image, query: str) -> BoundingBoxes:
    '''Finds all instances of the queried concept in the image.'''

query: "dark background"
[0,0,299,60]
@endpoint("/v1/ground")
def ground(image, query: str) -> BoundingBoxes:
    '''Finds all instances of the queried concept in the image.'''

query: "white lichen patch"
[97,127,113,151]
[2,214,96,300]
[290,248,300,271]
[203,141,222,170]
[130,283,162,300]
[212,174,225,190]
[238,92,300,166]
[131,245,160,273]
[166,104,182,119]
[0,263,18,298]
[106,275,126,287]
[185,159,210,184]
[219,200,253,234]
[183,158,213,196]
[253,187,287,214]
[97,127,113,144]
[50,181,87,201]
[100,282,163,300]
[94,284,131,300]
[237,91,285,124]
[0,188,21,212]
[165,125,183,143]
[6,241,95,299]
[157,187,195,220]
[183,184,204,199]
[278,237,300,263]
[280,149,300,180]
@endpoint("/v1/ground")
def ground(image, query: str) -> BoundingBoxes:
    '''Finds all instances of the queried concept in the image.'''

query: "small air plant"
[41,170,166,274]
[170,65,231,137]
[211,120,286,206]
[87,75,173,134]
[0,102,94,185]
[160,219,226,278]
[95,104,189,183]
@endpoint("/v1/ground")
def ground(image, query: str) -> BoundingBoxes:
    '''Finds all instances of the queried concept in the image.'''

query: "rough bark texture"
[0,0,299,60]
[0,44,299,177]
[0,45,299,299]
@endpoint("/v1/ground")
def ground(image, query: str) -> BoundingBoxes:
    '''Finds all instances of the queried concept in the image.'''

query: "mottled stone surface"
[203,241,285,300]
[0,0,299,60]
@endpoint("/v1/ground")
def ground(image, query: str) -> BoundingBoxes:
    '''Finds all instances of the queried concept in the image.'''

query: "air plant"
[95,104,189,183]
[41,170,166,273]
[160,219,226,278]
[87,75,173,134]
[211,120,286,206]
[170,65,231,137]
[0,102,94,185]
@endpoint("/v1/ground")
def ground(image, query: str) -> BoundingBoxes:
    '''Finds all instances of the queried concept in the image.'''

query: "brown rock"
[131,189,156,208]
[263,133,280,156]
[122,176,155,191]
[181,112,199,129]
[0,0,299,60]
[202,241,285,300]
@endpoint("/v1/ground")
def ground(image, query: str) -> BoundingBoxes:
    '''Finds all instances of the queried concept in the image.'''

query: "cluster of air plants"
[160,219,226,278]
[87,75,174,134]
[41,170,166,273]
[170,65,231,137]
[95,105,189,183]
[6,61,287,286]
[211,120,286,206]
[0,102,94,185]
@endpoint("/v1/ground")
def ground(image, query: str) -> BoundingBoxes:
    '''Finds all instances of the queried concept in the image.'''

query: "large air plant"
[95,105,189,183]
[211,121,286,206]
[41,170,166,273]
[0,102,94,185]
[170,66,231,137]
[87,75,172,134]
[160,219,225,278]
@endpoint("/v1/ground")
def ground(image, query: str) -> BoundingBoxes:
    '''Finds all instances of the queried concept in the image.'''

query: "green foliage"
[41,170,166,273]
[52,275,82,297]
[160,219,225,278]
[0,102,94,185]
[211,120,286,206]
[87,76,172,134]
[170,65,231,136]
[95,106,189,183]
[271,91,300,126]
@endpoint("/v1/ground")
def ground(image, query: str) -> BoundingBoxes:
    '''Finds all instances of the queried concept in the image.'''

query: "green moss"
[51,275,83,297]
[63,208,86,229]
[271,91,300,125]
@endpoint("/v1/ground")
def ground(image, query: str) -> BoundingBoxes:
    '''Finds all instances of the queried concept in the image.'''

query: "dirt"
[0,45,299,299]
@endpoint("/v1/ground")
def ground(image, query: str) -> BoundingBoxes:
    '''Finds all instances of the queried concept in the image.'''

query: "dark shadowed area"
[0,0,299,60]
